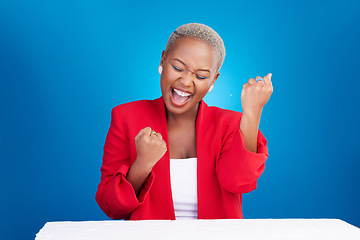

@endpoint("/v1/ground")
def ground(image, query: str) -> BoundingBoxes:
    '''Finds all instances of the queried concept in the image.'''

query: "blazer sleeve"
[95,107,155,219]
[216,120,268,194]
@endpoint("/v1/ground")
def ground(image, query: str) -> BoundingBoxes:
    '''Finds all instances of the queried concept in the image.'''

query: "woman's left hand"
[241,73,273,115]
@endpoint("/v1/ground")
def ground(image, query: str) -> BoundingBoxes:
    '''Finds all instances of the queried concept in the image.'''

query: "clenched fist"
[134,127,167,171]
[241,73,273,114]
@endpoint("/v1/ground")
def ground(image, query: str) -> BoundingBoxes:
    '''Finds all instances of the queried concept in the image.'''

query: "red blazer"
[95,97,268,220]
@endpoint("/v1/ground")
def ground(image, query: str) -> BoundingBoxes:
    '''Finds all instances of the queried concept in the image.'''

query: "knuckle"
[144,136,151,143]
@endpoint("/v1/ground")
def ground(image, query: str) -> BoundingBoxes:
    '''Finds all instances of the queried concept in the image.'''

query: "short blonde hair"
[165,23,226,70]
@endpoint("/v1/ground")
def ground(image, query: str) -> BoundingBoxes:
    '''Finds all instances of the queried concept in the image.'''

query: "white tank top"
[170,158,198,220]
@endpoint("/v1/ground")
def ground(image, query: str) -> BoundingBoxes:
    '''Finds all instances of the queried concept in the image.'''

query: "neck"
[166,102,200,125]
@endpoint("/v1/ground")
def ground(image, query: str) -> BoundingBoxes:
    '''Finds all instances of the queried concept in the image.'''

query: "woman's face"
[160,37,220,116]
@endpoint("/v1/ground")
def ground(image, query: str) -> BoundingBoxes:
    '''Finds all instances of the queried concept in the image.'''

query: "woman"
[95,23,273,220]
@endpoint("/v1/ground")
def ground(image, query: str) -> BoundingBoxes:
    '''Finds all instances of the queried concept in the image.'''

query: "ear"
[208,72,220,92]
[212,72,220,85]
[160,50,166,66]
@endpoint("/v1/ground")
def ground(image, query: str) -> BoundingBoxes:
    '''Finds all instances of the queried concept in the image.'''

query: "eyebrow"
[173,58,211,73]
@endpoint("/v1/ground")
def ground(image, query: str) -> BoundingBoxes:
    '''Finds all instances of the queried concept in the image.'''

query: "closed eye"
[196,75,208,80]
[172,65,182,72]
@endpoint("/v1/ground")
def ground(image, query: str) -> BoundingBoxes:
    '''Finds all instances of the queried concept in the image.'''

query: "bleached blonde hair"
[165,23,226,70]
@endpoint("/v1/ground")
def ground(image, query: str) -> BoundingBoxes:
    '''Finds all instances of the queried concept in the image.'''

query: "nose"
[179,70,193,87]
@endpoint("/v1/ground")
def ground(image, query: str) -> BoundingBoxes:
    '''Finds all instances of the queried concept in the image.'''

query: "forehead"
[166,37,219,69]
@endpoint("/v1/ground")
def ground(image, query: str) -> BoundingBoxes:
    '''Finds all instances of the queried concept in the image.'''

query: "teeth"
[173,88,191,97]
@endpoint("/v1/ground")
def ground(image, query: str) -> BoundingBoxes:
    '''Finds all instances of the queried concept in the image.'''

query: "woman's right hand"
[134,127,167,171]
[127,127,167,196]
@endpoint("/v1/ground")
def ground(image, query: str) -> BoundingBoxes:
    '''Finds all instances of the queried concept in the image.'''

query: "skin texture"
[126,37,273,196]
[126,127,167,195]
[240,73,273,152]
[160,37,220,159]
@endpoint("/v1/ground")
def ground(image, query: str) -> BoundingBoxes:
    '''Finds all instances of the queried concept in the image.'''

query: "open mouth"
[170,87,192,107]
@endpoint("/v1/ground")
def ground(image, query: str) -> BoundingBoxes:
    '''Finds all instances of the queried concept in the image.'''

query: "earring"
[158,65,163,74]
[208,85,214,92]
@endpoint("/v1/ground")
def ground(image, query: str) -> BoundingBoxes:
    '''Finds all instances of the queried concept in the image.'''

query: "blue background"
[1,0,359,239]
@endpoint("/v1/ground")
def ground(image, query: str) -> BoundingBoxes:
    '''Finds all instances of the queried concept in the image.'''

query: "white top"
[170,157,198,220]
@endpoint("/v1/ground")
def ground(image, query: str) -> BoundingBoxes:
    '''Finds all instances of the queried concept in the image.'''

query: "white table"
[35,219,360,240]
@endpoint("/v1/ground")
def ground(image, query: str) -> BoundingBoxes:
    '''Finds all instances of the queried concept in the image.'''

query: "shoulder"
[112,98,163,117]
[197,102,243,144]
[203,102,242,123]
[198,101,243,135]
[113,99,157,112]
[110,97,164,127]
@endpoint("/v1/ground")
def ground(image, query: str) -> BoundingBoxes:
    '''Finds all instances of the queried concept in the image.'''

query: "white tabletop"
[35,219,360,240]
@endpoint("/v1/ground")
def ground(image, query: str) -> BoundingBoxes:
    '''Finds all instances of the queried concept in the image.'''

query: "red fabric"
[95,97,268,220]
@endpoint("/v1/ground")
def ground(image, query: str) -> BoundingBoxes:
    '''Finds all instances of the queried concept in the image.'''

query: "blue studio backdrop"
[1,0,359,239]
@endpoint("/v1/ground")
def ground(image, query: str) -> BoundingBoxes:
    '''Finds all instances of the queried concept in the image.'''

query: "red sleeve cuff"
[236,127,269,157]
[116,164,155,205]
[96,165,155,219]
[217,127,268,193]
